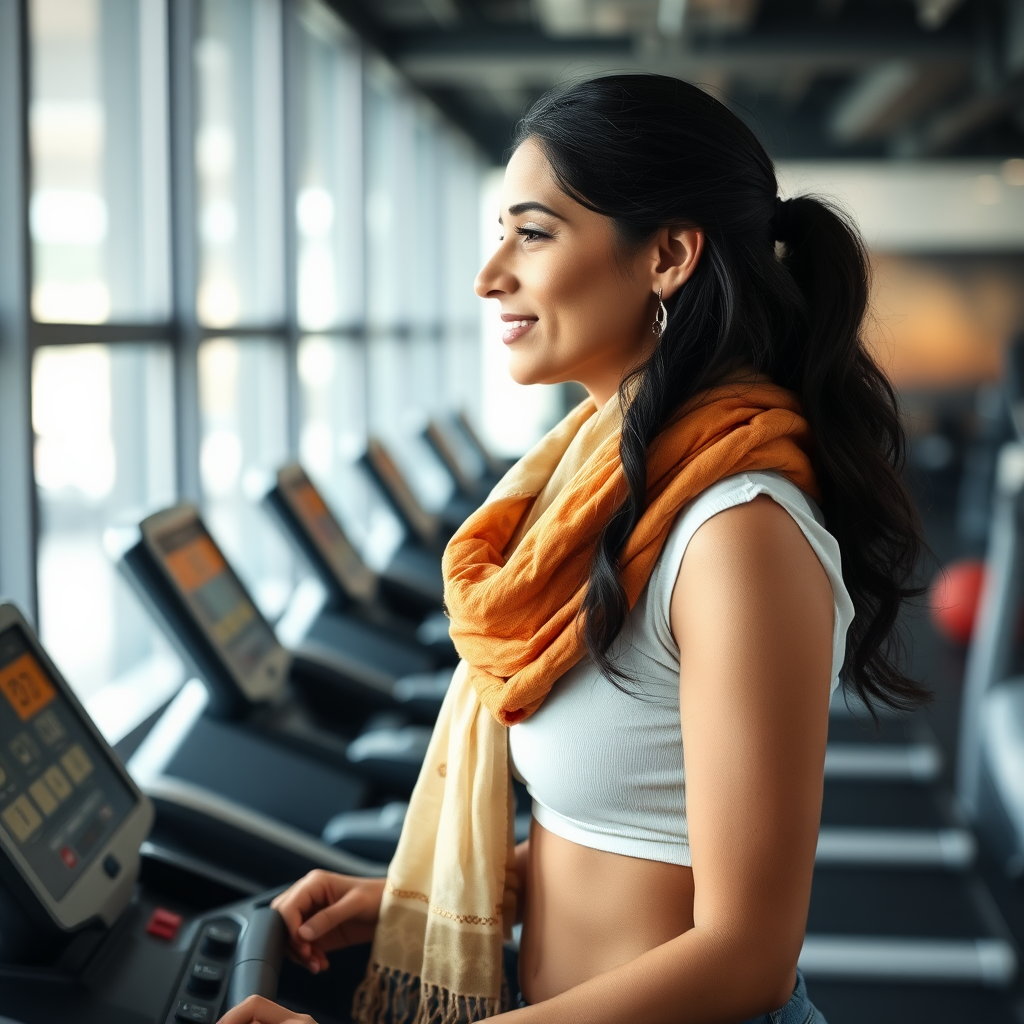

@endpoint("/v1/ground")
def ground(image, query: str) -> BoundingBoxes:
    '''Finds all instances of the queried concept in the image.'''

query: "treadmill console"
[273,464,378,605]
[0,605,298,1024]
[138,507,290,708]
[362,438,439,547]
[0,604,151,951]
[424,419,484,497]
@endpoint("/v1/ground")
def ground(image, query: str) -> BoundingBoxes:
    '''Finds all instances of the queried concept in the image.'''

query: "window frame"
[0,0,485,708]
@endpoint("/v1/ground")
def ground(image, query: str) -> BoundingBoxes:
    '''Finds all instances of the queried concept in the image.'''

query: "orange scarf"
[444,377,819,725]
[354,376,817,1024]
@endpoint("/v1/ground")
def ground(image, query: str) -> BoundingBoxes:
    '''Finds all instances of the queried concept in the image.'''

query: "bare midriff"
[518,818,696,1005]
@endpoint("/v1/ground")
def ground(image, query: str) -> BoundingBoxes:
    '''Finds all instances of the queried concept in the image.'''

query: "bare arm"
[503,495,834,1022]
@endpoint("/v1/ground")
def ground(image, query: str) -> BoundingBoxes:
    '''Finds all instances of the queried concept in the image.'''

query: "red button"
[60,847,78,869]
[146,907,184,941]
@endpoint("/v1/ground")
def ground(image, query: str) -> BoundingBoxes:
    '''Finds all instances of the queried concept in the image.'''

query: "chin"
[506,354,548,387]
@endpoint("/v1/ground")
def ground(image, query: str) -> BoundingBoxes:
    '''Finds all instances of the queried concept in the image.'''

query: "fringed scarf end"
[352,962,506,1024]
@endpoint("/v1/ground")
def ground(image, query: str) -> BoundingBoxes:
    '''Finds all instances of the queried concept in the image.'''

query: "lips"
[501,313,538,344]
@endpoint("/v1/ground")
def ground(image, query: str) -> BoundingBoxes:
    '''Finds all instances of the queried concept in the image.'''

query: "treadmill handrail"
[138,774,388,878]
[959,440,1024,817]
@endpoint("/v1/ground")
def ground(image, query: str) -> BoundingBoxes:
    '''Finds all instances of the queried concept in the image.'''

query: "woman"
[220,74,927,1024]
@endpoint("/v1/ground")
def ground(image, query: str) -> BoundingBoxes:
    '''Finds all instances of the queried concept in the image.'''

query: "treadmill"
[0,603,371,1024]
[359,435,478,549]
[263,463,456,665]
[453,410,513,486]
[422,418,493,502]
[118,504,452,729]
[113,508,439,803]
[959,335,1024,876]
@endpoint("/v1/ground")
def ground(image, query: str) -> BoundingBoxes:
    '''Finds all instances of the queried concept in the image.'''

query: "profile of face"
[474,138,704,406]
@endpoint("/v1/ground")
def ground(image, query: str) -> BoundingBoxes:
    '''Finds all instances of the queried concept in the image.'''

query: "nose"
[474,244,517,300]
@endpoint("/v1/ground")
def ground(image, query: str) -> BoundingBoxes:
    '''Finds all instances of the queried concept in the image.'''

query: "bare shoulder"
[674,493,832,610]
[670,493,834,695]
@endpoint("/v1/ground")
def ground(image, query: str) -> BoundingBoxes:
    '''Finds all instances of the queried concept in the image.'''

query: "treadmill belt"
[806,980,1024,1024]
[164,716,366,834]
[821,781,953,829]
[304,612,434,678]
[826,716,924,745]
[807,869,994,937]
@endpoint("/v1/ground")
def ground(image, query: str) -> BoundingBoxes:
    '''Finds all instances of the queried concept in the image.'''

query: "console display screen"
[0,629,136,901]
[282,473,376,602]
[155,520,279,679]
[367,440,435,541]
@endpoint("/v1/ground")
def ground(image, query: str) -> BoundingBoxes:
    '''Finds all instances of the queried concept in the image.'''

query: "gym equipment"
[360,436,478,548]
[262,462,455,665]
[0,602,356,1024]
[453,410,512,484]
[959,438,1024,875]
[959,334,1024,875]
[117,503,451,734]
[422,418,493,501]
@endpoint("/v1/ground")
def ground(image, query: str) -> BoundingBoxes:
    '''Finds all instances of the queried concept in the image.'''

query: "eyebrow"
[499,201,565,223]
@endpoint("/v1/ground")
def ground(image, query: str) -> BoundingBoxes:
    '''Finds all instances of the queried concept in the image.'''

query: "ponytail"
[778,197,929,712]
[515,75,930,715]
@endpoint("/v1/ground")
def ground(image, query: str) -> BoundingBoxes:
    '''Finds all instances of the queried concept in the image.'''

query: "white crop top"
[509,471,856,867]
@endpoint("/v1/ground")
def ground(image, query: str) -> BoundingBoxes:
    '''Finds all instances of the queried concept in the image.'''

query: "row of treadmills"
[0,406,1022,1023]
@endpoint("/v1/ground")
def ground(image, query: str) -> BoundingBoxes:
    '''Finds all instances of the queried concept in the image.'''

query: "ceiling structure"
[328,0,1024,163]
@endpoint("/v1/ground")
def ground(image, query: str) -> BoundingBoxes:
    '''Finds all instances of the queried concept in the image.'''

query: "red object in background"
[929,559,987,645]
[145,907,183,941]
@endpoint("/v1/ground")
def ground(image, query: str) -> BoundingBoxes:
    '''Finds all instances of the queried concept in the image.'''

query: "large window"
[33,343,180,722]
[29,0,170,324]
[2,0,486,742]
[198,336,294,616]
[28,0,183,740]
[194,0,284,327]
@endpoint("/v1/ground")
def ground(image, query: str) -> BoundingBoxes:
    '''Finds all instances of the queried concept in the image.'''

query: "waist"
[519,819,695,1005]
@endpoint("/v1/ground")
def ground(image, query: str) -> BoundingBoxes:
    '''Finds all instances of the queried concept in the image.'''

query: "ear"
[649,226,704,300]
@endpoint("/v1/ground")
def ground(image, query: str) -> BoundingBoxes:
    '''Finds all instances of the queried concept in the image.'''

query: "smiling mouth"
[502,317,538,344]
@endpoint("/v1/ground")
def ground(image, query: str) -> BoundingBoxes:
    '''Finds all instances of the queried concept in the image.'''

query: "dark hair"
[513,74,929,715]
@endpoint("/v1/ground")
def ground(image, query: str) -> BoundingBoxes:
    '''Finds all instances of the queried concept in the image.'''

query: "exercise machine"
[0,602,367,1024]
[262,463,455,663]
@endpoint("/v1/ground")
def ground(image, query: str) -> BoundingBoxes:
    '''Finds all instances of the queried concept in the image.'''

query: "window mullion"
[169,0,203,504]
[0,0,39,622]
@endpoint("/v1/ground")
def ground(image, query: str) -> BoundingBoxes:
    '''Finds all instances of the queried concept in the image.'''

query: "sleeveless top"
[508,471,856,867]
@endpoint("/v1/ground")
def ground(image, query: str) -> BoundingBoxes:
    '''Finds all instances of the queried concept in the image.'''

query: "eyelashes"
[496,223,553,243]
[514,223,553,244]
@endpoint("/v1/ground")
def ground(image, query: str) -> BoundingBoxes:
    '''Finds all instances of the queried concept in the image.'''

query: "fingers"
[269,872,384,973]
[216,994,317,1024]
[271,870,350,941]
[296,886,366,944]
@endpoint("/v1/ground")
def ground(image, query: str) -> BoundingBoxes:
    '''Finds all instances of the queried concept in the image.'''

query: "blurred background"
[5,0,1023,716]
[1,0,1024,1016]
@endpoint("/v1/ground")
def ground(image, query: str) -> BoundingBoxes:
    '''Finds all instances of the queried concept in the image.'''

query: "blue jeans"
[740,971,827,1024]
[514,967,827,1023]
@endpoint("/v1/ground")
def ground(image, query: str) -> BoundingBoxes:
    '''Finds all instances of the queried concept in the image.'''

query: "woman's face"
[474,139,669,406]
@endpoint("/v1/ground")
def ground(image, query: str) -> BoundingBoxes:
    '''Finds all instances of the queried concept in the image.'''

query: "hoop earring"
[652,287,668,338]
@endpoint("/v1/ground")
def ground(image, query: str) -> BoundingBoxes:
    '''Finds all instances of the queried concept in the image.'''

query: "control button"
[174,1001,212,1023]
[102,854,120,879]
[59,846,78,869]
[200,921,238,959]
[187,962,225,997]
[145,907,183,941]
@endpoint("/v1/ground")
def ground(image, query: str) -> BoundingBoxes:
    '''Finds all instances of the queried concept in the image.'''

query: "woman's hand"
[216,995,316,1024]
[270,870,386,974]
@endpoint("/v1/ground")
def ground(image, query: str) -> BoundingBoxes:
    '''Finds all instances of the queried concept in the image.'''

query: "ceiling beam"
[830,60,968,143]
[392,29,973,88]
[894,76,1024,155]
